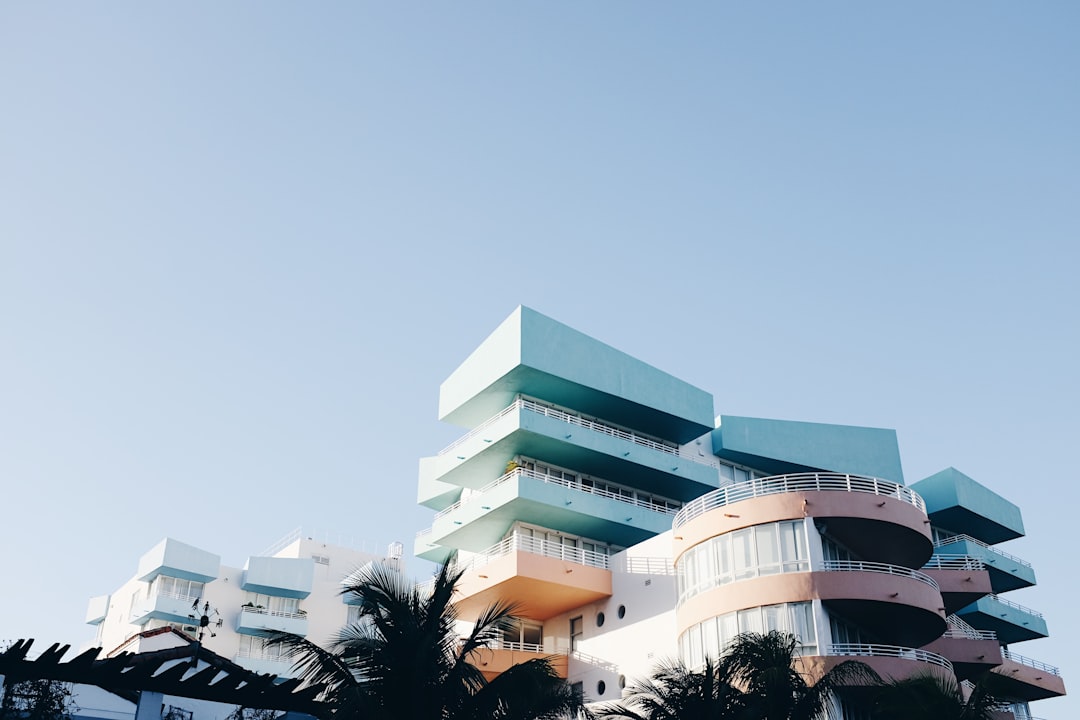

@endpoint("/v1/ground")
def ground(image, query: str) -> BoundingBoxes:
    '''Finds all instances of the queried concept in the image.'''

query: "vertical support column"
[135,691,163,720]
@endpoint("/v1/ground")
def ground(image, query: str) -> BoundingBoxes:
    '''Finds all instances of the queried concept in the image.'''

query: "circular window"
[596,612,605,627]
[618,674,626,689]
[597,680,606,695]
[617,604,626,619]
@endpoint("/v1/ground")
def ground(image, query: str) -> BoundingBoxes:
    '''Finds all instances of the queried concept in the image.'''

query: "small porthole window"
[618,674,626,689]
[596,612,605,627]
[597,680,606,695]
[617,604,626,619]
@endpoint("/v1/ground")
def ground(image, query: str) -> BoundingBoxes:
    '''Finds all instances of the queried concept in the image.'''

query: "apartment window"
[678,602,817,669]
[152,576,204,601]
[245,593,300,615]
[501,620,542,649]
[570,616,583,651]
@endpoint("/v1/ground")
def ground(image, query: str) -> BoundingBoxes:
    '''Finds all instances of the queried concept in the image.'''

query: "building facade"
[415,306,1065,718]
[86,529,403,678]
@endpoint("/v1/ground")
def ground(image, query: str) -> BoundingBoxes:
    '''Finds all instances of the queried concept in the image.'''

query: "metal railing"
[240,606,307,620]
[146,588,201,603]
[260,526,383,557]
[235,647,288,662]
[489,640,547,653]
[674,473,926,528]
[932,534,1033,569]
[922,554,985,571]
[433,466,680,522]
[459,533,611,575]
[1002,648,1060,676]
[822,560,939,590]
[438,398,714,467]
[988,593,1044,618]
[613,555,676,576]
[943,614,997,640]
[828,643,952,671]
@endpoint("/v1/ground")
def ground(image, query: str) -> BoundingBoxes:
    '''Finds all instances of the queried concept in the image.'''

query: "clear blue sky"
[2,3,1077,714]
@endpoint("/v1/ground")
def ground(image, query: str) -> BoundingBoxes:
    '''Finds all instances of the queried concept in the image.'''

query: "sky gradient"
[2,3,1078,715]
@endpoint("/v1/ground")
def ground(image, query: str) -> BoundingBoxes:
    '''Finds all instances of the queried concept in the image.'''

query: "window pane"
[732,530,754,579]
[755,526,780,574]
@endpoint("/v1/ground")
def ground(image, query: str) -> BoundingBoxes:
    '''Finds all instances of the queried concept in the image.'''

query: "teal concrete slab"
[711,416,904,483]
[439,307,714,443]
[957,595,1049,644]
[242,557,314,599]
[912,468,1024,543]
[136,538,220,584]
[932,540,1035,592]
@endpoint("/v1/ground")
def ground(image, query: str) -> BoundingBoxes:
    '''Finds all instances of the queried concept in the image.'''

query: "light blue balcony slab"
[233,654,299,678]
[242,557,314,599]
[932,538,1035,592]
[129,592,202,626]
[425,470,676,553]
[957,594,1048,644]
[414,536,455,564]
[85,594,109,625]
[912,468,1024,543]
[137,538,220,585]
[236,607,309,636]
[424,402,719,502]
[417,465,463,510]
[711,416,904,483]
[439,307,714,443]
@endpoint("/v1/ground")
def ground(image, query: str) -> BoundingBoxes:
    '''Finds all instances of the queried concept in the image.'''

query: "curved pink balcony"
[799,644,953,685]
[677,562,946,648]
[673,473,932,568]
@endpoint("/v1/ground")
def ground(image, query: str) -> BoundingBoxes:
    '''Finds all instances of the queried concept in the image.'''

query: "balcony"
[129,590,202,626]
[233,648,298,678]
[236,606,309,636]
[136,538,220,585]
[956,594,1048,644]
[932,534,1035,592]
[241,557,314,599]
[419,467,679,557]
[912,467,1024,544]
[921,554,994,614]
[453,533,612,621]
[423,399,719,502]
[673,473,932,568]
[921,615,1001,681]
[85,595,109,625]
[800,644,953,684]
[467,641,568,682]
[994,649,1066,701]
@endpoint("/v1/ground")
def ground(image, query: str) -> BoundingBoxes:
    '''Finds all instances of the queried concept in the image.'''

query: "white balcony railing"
[822,560,940,591]
[828,643,952,671]
[459,533,611,575]
[674,473,926,528]
[943,614,997,640]
[922,554,985,571]
[235,648,288,662]
[1002,648,1060,676]
[433,466,680,522]
[932,534,1033,569]
[489,640,547,653]
[438,398,714,467]
[241,606,307,620]
[987,593,1044,618]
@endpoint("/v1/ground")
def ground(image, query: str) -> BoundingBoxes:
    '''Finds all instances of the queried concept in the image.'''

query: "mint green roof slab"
[439,307,714,444]
[911,467,1024,544]
[711,416,904,483]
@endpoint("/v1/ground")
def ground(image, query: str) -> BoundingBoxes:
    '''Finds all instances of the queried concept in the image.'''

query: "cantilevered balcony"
[922,615,1001,681]
[233,648,299,678]
[957,594,1048,644]
[932,534,1035,593]
[236,606,308,636]
[912,468,1025,545]
[673,473,933,568]
[452,533,612,622]
[801,644,953,683]
[417,467,678,559]
[921,555,994,614]
[468,640,568,682]
[422,398,719,503]
[994,649,1067,701]
[129,590,202,626]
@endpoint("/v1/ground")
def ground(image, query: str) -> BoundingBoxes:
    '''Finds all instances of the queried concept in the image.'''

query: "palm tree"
[266,560,582,720]
[592,657,747,720]
[869,671,1010,720]
[722,631,878,720]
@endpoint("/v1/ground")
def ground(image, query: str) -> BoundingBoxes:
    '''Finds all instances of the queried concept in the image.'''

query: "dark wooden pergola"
[0,640,325,718]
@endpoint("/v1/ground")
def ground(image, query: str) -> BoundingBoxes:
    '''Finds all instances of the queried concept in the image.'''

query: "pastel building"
[415,307,1065,719]
[86,529,404,678]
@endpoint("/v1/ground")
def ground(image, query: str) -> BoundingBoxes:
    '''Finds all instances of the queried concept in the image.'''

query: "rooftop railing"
[1002,648,1061,676]
[438,398,715,467]
[987,593,1044,618]
[459,532,611,575]
[674,472,926,528]
[432,466,681,522]
[922,554,985,571]
[822,560,939,590]
[932,534,1033,569]
[828,643,952,671]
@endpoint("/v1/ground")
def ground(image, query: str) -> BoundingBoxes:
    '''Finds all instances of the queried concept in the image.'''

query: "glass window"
[570,616,583,651]
[732,529,754,580]
[755,525,780,574]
